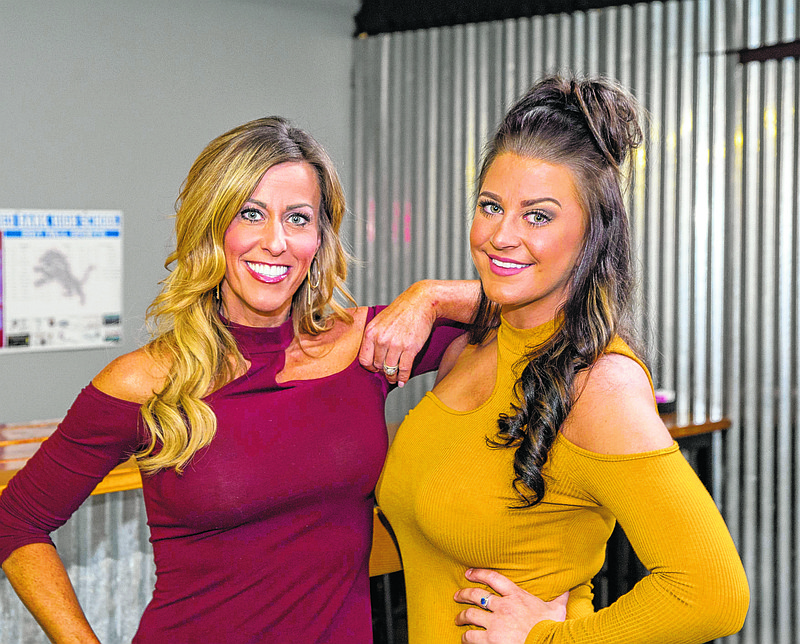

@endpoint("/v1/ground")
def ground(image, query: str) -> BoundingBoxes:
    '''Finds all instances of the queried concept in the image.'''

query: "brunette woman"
[376,76,749,643]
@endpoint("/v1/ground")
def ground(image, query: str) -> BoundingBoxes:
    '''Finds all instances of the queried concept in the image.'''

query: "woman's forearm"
[2,543,101,643]
[411,279,480,323]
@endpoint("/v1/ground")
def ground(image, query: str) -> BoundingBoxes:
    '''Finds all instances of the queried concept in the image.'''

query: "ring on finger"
[382,363,399,376]
[479,594,492,610]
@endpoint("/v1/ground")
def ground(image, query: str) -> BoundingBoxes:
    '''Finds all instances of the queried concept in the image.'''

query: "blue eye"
[525,211,551,225]
[478,199,502,215]
[287,213,310,226]
[239,208,264,222]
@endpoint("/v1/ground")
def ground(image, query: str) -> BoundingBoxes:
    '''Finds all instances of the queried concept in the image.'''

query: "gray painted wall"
[0,0,357,423]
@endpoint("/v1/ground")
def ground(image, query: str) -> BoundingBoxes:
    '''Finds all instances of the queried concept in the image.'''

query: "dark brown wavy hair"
[470,75,645,507]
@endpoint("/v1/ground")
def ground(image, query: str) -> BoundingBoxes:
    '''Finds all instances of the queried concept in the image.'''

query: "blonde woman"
[0,117,473,643]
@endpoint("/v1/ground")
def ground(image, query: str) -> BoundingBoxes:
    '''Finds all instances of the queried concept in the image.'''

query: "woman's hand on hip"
[454,568,568,643]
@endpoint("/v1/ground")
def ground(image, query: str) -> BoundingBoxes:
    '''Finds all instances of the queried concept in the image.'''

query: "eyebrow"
[245,198,316,211]
[480,190,562,209]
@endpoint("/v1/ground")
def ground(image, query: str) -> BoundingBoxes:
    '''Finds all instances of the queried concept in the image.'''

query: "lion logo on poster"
[33,248,94,306]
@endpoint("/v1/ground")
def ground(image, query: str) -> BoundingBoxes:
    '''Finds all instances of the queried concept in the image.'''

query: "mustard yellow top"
[375,317,749,643]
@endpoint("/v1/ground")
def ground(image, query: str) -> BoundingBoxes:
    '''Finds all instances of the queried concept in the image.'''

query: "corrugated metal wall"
[732,1,799,640]
[0,2,796,641]
[349,1,799,641]
[0,490,154,643]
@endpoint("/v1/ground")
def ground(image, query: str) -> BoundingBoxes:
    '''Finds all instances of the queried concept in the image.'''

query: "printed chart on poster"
[0,209,122,351]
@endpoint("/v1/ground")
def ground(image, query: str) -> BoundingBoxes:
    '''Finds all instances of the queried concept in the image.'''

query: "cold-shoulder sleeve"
[367,305,466,378]
[0,384,143,564]
[525,439,749,644]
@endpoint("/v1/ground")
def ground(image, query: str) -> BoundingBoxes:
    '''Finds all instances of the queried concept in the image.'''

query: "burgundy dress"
[0,308,463,643]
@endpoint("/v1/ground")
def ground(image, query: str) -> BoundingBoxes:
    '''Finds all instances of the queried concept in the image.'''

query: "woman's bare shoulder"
[433,333,472,384]
[348,306,371,334]
[299,307,368,348]
[92,346,169,404]
[561,353,673,455]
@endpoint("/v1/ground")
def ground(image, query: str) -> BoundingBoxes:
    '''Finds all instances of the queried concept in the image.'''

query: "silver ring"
[382,363,399,377]
[479,594,491,610]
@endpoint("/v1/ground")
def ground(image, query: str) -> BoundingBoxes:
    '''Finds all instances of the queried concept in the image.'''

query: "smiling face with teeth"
[221,161,322,327]
[470,153,587,329]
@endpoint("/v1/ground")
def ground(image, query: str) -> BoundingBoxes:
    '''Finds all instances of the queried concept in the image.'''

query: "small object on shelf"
[655,389,676,415]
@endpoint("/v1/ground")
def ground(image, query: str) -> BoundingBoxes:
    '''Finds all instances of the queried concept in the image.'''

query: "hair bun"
[568,77,643,170]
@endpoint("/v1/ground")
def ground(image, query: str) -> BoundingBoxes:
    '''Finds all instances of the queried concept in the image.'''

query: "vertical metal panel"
[0,490,154,644]
[760,60,778,644]
[793,10,800,641]
[661,1,680,396]
[571,12,587,75]
[643,2,665,370]
[585,10,600,76]
[675,0,695,426]
[708,0,727,424]
[399,31,415,295]
[530,16,546,81]
[351,1,799,639]
[740,51,762,644]
[795,62,800,644]
[503,19,519,108]
[515,18,530,93]
[723,44,745,644]
[426,29,440,282]
[630,3,650,341]
[450,27,466,279]
[617,6,634,89]
[387,34,403,300]
[708,0,728,509]
[435,28,453,281]
[601,7,618,76]
[543,14,560,73]
[413,29,430,294]
[775,53,796,644]
[693,0,711,424]
[463,23,479,276]
[377,35,392,304]
[557,13,572,75]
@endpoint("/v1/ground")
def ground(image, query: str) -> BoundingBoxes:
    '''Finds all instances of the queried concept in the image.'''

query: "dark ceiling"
[353,1,800,64]
[354,0,648,36]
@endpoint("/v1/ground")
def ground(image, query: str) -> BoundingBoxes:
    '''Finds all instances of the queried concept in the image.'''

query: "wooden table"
[1,415,729,577]
[0,420,142,496]
[660,413,730,493]
[1,415,729,490]
[659,413,730,439]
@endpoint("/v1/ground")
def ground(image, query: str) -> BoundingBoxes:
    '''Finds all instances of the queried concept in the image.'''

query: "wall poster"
[0,209,122,351]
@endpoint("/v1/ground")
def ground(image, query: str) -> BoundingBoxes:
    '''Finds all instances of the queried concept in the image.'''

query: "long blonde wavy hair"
[139,117,354,474]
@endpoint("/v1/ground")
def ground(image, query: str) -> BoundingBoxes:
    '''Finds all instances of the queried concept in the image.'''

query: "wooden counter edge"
[661,414,731,439]
[89,458,143,495]
[0,416,729,578]
[1,415,730,497]
[0,458,142,497]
